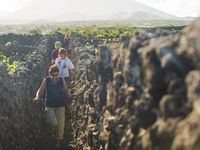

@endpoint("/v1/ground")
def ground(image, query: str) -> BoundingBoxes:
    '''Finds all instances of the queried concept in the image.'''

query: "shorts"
[64,77,70,88]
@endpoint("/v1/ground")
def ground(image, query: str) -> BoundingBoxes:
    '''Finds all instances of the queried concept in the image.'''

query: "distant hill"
[0,0,186,24]
[182,16,197,20]
[111,11,178,20]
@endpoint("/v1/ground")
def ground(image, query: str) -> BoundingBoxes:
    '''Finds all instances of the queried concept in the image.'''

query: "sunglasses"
[51,73,58,77]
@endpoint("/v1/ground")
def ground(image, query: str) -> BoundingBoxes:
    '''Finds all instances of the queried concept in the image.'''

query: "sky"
[135,0,200,17]
[0,0,199,17]
[0,0,31,17]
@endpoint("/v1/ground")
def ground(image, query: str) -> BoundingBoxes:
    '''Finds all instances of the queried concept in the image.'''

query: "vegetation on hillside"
[56,26,138,48]
[0,23,184,73]
[0,19,192,34]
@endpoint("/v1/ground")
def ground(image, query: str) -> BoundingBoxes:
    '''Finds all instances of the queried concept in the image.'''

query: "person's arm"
[62,78,72,98]
[64,38,67,44]
[33,78,46,101]
[70,69,75,76]
[55,58,58,65]
[51,50,56,64]
[55,59,60,71]
[69,38,71,48]
[69,59,75,76]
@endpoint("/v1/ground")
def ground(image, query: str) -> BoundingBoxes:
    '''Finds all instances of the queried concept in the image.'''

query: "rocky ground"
[0,18,200,150]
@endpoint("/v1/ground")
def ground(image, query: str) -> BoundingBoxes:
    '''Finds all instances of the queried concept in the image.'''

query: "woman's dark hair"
[48,64,59,75]
[58,48,66,55]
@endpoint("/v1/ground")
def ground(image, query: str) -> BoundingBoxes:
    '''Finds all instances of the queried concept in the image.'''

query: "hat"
[55,41,62,49]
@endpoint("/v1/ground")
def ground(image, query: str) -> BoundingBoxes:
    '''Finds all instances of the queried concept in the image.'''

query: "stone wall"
[0,20,199,150]
[70,18,200,150]
[0,32,63,150]
[0,33,41,46]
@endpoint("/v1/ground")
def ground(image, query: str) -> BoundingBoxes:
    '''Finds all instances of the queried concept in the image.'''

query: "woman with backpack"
[33,64,71,149]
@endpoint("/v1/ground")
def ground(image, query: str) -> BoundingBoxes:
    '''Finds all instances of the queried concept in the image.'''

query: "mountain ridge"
[0,0,189,24]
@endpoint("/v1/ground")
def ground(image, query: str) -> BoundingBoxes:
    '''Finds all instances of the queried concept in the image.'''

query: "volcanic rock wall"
[0,34,42,64]
[0,20,199,150]
[71,18,200,150]
[0,33,63,150]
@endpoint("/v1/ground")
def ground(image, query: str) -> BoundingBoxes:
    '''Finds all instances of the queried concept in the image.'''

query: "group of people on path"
[33,34,74,149]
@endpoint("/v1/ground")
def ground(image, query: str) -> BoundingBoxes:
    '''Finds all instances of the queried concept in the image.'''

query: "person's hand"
[71,71,75,76]
[51,60,55,65]
[70,71,75,80]
[67,91,72,98]
[32,97,39,102]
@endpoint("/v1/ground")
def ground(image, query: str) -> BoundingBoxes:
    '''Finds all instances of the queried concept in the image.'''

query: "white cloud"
[135,0,200,17]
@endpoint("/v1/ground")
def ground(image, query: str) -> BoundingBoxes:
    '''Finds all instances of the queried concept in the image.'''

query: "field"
[0,23,185,73]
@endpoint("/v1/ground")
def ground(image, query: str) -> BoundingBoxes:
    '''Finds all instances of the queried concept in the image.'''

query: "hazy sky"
[0,0,31,17]
[0,0,199,17]
[135,0,200,17]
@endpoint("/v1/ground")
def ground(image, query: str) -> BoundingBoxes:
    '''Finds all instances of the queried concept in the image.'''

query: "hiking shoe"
[55,140,61,149]
[50,133,55,141]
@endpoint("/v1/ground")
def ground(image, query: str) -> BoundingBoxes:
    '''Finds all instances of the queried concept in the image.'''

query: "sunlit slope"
[3,0,179,24]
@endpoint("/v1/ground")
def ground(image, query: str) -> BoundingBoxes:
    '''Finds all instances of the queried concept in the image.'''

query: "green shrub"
[29,28,42,35]
[0,55,20,73]
[95,48,98,56]
[5,41,11,47]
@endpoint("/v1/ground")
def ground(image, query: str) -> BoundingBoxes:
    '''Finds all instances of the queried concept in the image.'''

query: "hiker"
[55,48,75,88]
[51,41,62,64]
[33,64,71,149]
[63,34,70,50]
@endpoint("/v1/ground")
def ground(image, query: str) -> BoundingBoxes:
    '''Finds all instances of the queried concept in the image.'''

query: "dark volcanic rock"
[0,34,62,150]
[70,18,200,150]
[185,70,200,103]
[159,94,185,118]
[172,101,200,150]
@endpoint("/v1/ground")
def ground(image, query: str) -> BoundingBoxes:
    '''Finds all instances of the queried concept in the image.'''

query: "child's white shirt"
[55,58,74,77]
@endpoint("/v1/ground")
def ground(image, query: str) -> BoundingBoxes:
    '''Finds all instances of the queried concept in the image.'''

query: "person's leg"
[55,107,65,143]
[64,77,71,88]
[45,107,57,140]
